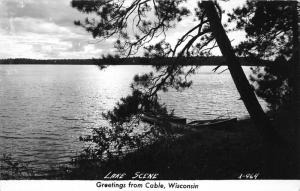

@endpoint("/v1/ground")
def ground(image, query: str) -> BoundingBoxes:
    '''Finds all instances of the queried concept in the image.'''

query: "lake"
[0,65,267,174]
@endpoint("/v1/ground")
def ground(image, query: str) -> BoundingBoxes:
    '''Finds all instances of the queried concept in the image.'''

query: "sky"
[0,0,246,59]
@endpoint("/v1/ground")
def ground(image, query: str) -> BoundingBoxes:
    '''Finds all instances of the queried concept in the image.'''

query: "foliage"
[72,0,205,56]
[71,0,224,124]
[103,89,168,125]
[228,1,295,59]
[69,113,178,178]
[0,154,34,179]
[249,56,293,111]
[228,1,297,111]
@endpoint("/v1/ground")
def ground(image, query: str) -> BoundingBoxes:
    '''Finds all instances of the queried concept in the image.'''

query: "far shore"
[0,56,273,66]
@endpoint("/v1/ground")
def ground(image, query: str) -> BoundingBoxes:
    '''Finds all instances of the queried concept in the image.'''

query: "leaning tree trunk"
[202,1,285,178]
[202,2,277,141]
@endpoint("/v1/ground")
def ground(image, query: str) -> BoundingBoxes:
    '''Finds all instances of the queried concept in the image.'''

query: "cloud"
[1,0,80,25]
[0,17,71,35]
[0,31,115,59]
[0,0,114,59]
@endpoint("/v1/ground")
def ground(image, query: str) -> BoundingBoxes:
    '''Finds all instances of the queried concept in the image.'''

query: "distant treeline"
[0,58,96,65]
[0,56,273,66]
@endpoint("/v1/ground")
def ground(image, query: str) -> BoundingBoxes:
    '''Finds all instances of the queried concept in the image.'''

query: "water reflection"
[0,65,265,172]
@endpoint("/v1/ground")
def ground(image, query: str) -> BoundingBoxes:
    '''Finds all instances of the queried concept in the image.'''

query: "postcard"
[0,0,299,190]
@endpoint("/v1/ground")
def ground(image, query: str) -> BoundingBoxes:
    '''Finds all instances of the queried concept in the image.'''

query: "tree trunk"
[202,1,285,178]
[202,2,278,141]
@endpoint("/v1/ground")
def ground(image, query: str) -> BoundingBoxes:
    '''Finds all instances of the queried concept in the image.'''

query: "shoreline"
[1,117,294,180]
[1,113,297,180]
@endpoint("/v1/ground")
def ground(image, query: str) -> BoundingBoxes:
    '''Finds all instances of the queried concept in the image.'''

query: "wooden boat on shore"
[187,118,237,129]
[140,113,237,131]
[140,113,187,125]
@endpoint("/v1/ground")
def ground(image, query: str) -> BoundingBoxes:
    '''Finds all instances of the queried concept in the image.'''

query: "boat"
[140,113,187,125]
[140,113,237,132]
[187,118,237,130]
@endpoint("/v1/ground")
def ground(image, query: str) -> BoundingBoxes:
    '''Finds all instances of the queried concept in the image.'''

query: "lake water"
[0,65,266,173]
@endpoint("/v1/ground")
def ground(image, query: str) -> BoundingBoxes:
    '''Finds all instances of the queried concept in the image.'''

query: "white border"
[1,180,300,191]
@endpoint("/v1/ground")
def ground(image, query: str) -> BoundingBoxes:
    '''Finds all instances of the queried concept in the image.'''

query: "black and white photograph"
[0,0,299,188]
